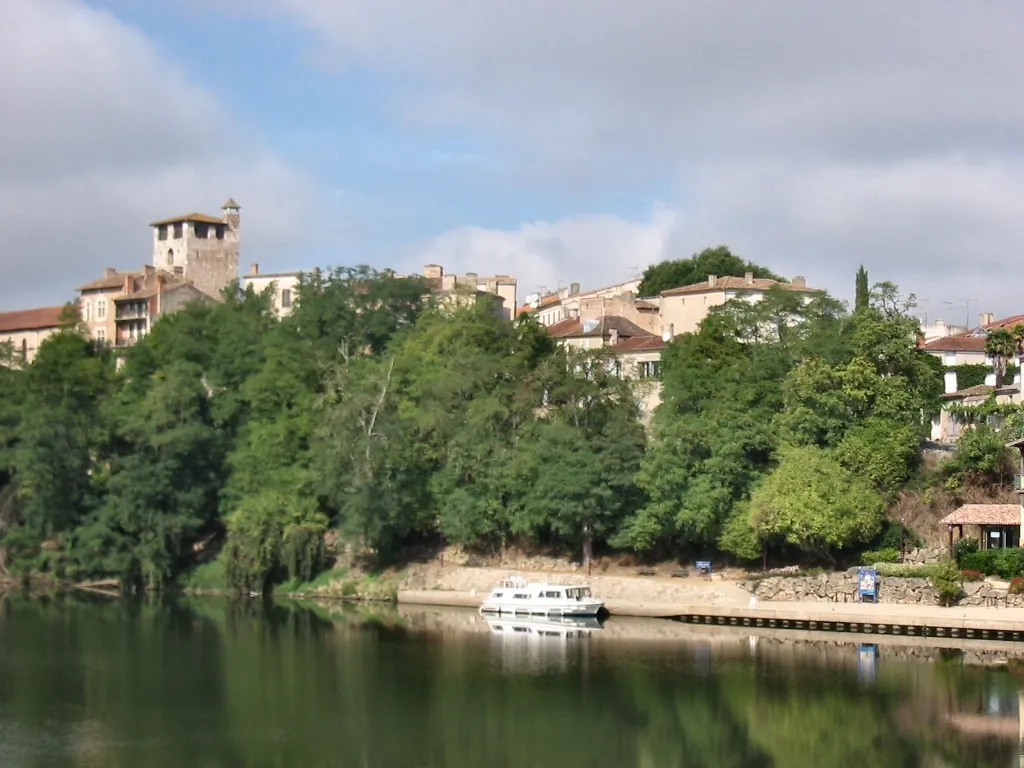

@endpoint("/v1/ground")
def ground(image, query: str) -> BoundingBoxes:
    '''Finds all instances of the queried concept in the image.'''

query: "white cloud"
[215,0,1024,318]
[0,0,321,308]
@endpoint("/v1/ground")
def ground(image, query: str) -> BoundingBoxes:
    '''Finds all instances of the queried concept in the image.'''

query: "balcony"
[115,306,148,321]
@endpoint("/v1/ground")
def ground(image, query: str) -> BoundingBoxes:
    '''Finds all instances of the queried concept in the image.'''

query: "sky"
[3,0,1024,323]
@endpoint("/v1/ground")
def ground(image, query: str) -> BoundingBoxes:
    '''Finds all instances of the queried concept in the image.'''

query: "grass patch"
[277,566,351,595]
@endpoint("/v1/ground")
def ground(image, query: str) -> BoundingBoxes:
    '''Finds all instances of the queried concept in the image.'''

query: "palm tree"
[986,328,1015,387]
[1011,324,1024,392]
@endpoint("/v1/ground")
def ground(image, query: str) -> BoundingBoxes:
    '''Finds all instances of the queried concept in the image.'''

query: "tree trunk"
[581,523,593,567]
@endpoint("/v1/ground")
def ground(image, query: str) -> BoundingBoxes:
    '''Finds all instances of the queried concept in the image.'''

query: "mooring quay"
[398,590,1024,643]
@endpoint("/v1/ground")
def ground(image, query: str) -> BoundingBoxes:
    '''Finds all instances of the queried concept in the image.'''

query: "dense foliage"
[0,268,645,591]
[0,258,962,590]
[617,281,941,563]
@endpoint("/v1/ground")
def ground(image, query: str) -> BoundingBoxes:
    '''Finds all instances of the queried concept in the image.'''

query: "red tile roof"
[922,313,1024,353]
[941,504,1020,526]
[77,270,141,292]
[547,315,651,339]
[661,276,820,296]
[149,212,225,227]
[612,335,667,352]
[0,306,65,334]
[922,335,987,353]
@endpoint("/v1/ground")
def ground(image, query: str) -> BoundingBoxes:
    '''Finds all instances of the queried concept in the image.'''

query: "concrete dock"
[398,589,1024,642]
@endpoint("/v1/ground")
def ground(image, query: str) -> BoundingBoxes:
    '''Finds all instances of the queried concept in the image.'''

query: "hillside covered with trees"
[0,256,1013,593]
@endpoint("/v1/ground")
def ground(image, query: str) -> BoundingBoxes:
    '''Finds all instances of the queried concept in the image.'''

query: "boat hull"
[479,601,605,617]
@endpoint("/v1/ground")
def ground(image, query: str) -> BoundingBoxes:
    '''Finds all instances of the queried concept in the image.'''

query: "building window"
[96,328,106,342]
[281,289,292,308]
[21,339,27,361]
[215,224,225,240]
[173,223,183,239]
[639,360,661,379]
[173,266,183,276]
[157,225,168,241]
[194,222,209,239]
[167,249,174,266]
[97,300,106,319]
[83,301,91,321]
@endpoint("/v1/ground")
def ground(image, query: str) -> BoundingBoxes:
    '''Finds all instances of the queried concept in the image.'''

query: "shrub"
[1010,576,1024,595]
[960,570,984,582]
[860,548,901,565]
[954,538,979,564]
[930,558,964,606]
[959,550,1000,576]
[994,547,1024,580]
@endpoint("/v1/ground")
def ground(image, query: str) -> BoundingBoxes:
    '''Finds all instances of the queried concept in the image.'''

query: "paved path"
[397,587,1024,631]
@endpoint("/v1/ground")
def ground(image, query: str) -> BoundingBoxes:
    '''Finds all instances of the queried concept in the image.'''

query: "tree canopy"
[637,246,784,297]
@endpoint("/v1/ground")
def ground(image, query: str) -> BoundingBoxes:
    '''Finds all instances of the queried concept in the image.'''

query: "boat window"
[513,593,529,599]
[492,592,503,598]
[582,588,592,597]
[513,626,529,633]
[543,591,562,598]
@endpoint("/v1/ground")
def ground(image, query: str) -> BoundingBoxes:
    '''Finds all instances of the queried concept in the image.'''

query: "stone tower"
[150,198,241,299]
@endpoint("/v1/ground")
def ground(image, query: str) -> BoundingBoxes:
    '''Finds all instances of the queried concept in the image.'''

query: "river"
[0,594,1021,767]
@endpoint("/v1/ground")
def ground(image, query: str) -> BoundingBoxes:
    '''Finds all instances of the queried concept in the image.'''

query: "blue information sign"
[857,567,878,603]
[695,560,712,575]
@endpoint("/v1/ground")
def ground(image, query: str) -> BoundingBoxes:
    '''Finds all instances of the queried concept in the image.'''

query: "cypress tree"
[855,265,869,311]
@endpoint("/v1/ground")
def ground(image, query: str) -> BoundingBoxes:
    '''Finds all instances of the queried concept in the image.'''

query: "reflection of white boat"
[479,576,605,617]
[483,615,603,639]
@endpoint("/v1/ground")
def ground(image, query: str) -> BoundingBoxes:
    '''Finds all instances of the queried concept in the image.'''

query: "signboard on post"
[857,567,878,603]
[695,560,712,576]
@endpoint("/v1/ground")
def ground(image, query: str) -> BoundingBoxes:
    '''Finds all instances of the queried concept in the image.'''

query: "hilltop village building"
[0,306,66,365]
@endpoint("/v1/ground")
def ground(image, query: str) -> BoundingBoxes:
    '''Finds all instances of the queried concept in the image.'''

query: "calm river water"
[0,595,1022,767]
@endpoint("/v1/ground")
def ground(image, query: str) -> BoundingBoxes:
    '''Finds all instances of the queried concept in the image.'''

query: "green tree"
[75,362,221,589]
[637,246,783,296]
[986,328,1015,387]
[751,445,884,562]
[855,265,869,311]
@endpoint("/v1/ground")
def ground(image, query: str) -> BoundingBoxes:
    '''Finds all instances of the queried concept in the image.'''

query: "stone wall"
[741,570,1024,607]
[741,573,939,604]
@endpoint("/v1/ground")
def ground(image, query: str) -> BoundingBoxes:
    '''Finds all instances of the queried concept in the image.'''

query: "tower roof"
[222,198,241,209]
[149,212,225,227]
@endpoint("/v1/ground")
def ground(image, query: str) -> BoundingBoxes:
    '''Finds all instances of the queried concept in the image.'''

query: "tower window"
[167,249,174,266]
[194,222,209,239]
[97,300,106,319]
[157,225,168,241]
[281,289,292,308]
[215,224,225,240]
[173,267,183,276]
[173,223,183,239]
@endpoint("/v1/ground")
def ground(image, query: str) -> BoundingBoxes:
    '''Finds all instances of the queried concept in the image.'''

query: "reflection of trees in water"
[0,597,1020,767]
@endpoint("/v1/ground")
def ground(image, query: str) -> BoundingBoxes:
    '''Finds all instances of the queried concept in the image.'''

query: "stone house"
[111,270,211,348]
[421,265,517,321]
[0,305,65,365]
[241,264,301,319]
[920,312,1023,367]
[655,273,822,336]
[518,278,644,328]
[546,315,666,420]
[148,198,241,300]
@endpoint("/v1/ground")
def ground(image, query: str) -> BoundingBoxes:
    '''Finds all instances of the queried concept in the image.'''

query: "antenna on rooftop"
[942,298,978,328]
[627,265,640,280]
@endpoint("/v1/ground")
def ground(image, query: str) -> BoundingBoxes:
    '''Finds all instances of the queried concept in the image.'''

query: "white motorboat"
[479,576,604,617]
